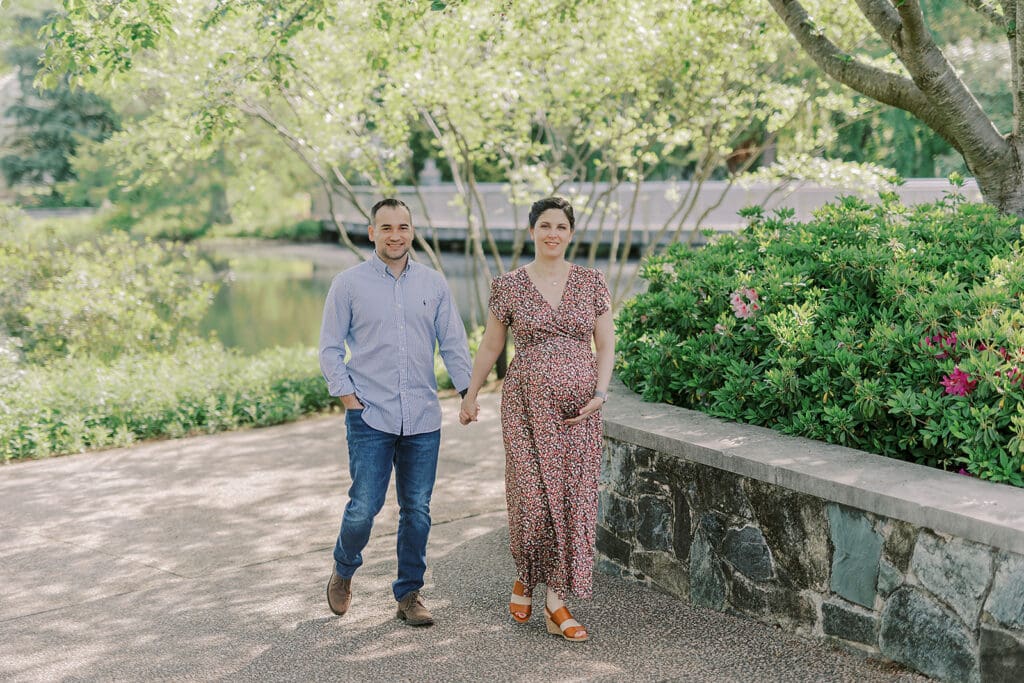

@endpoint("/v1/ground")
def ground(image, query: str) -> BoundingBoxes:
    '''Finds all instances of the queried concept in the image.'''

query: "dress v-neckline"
[523,263,575,313]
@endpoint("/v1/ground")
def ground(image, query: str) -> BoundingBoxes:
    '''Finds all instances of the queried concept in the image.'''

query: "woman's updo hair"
[528,196,575,231]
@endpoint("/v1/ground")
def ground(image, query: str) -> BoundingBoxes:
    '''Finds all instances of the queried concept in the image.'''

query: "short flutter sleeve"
[489,274,513,326]
[593,269,611,317]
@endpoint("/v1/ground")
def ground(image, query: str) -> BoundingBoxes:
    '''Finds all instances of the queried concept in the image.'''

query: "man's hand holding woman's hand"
[459,395,480,425]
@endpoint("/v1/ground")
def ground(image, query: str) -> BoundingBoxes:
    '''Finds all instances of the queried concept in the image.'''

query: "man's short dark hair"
[371,198,412,224]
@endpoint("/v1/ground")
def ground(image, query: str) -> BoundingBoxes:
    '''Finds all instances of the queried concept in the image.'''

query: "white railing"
[314,178,981,244]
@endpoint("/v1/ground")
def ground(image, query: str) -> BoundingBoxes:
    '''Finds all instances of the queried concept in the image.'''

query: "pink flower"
[730,288,760,320]
[941,367,977,396]
[924,332,959,359]
[999,367,1024,385]
[957,468,973,477]
[714,323,727,335]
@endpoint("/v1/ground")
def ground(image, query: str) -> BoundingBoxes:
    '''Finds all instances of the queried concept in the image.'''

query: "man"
[319,198,471,626]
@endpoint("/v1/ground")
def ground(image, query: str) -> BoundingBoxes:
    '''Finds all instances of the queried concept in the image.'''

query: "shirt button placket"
[396,277,410,430]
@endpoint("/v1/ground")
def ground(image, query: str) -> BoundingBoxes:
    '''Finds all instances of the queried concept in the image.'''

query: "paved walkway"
[0,393,927,682]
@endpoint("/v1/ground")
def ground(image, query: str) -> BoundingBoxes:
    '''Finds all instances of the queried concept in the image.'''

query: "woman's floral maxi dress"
[489,264,611,599]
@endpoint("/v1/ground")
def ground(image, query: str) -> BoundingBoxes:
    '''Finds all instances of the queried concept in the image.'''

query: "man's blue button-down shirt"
[319,252,472,436]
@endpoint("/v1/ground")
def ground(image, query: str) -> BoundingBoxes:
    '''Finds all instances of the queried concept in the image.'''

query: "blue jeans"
[333,409,441,601]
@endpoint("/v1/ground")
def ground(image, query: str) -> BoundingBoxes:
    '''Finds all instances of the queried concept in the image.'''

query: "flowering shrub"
[616,193,1024,487]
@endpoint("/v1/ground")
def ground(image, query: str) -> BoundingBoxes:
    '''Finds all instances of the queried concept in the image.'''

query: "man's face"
[368,205,414,264]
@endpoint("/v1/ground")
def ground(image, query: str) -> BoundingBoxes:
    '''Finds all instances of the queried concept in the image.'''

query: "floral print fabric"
[489,264,611,599]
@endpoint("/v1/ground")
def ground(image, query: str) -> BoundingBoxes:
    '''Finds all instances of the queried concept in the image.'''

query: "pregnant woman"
[459,196,615,642]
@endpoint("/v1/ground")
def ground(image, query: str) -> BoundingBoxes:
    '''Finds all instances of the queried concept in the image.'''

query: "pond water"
[199,241,642,354]
[200,272,334,354]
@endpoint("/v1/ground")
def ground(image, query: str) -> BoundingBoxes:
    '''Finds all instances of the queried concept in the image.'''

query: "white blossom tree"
[39,0,894,309]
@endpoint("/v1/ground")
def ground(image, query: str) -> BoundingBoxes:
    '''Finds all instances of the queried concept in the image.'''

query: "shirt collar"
[369,250,413,279]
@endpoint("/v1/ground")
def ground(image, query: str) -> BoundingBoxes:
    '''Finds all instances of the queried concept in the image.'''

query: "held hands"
[459,395,480,425]
[460,393,603,426]
[563,397,605,425]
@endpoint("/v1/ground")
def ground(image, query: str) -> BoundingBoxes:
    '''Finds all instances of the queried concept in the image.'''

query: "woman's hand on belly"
[563,396,605,425]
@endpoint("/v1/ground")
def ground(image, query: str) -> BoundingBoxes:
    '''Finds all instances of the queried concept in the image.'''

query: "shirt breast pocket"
[416,289,445,329]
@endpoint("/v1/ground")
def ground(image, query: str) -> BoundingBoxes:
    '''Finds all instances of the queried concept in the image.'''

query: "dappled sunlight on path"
[0,393,924,682]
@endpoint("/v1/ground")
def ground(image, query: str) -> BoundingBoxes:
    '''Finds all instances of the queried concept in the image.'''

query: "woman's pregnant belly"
[511,339,597,420]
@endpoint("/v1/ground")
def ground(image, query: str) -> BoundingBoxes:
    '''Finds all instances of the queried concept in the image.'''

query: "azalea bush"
[616,190,1024,487]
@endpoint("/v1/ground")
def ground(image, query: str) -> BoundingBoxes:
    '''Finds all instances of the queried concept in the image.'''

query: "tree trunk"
[970,141,1024,215]
[207,182,232,226]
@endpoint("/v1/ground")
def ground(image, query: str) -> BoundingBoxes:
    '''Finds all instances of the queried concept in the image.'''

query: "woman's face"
[530,208,573,258]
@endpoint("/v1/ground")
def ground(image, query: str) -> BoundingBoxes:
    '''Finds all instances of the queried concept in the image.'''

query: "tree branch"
[962,0,1008,27]
[240,100,366,259]
[891,0,1008,153]
[768,0,964,151]
[853,0,902,50]
[1014,0,1024,136]
[893,0,932,47]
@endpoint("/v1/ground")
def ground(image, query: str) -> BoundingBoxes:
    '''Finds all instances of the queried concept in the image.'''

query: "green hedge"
[616,193,1024,487]
[0,343,333,461]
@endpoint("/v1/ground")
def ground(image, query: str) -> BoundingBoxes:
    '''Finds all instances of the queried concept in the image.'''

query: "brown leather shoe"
[326,571,352,616]
[395,591,434,626]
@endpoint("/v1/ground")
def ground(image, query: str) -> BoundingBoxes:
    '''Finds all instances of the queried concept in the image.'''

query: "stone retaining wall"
[598,383,1024,683]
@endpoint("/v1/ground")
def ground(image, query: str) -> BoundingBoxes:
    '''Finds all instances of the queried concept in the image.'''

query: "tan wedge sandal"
[545,605,589,642]
[509,580,532,623]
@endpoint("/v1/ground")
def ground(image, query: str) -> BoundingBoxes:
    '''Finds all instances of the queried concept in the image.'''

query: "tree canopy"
[38,0,902,306]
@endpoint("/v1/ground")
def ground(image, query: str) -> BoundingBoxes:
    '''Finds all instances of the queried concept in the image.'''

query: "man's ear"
[367,224,375,242]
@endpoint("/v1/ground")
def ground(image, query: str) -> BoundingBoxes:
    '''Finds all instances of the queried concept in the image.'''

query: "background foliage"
[617,191,1024,487]
[1,225,215,362]
[0,11,119,205]
[30,0,906,309]
[825,0,1012,179]
[0,207,333,461]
